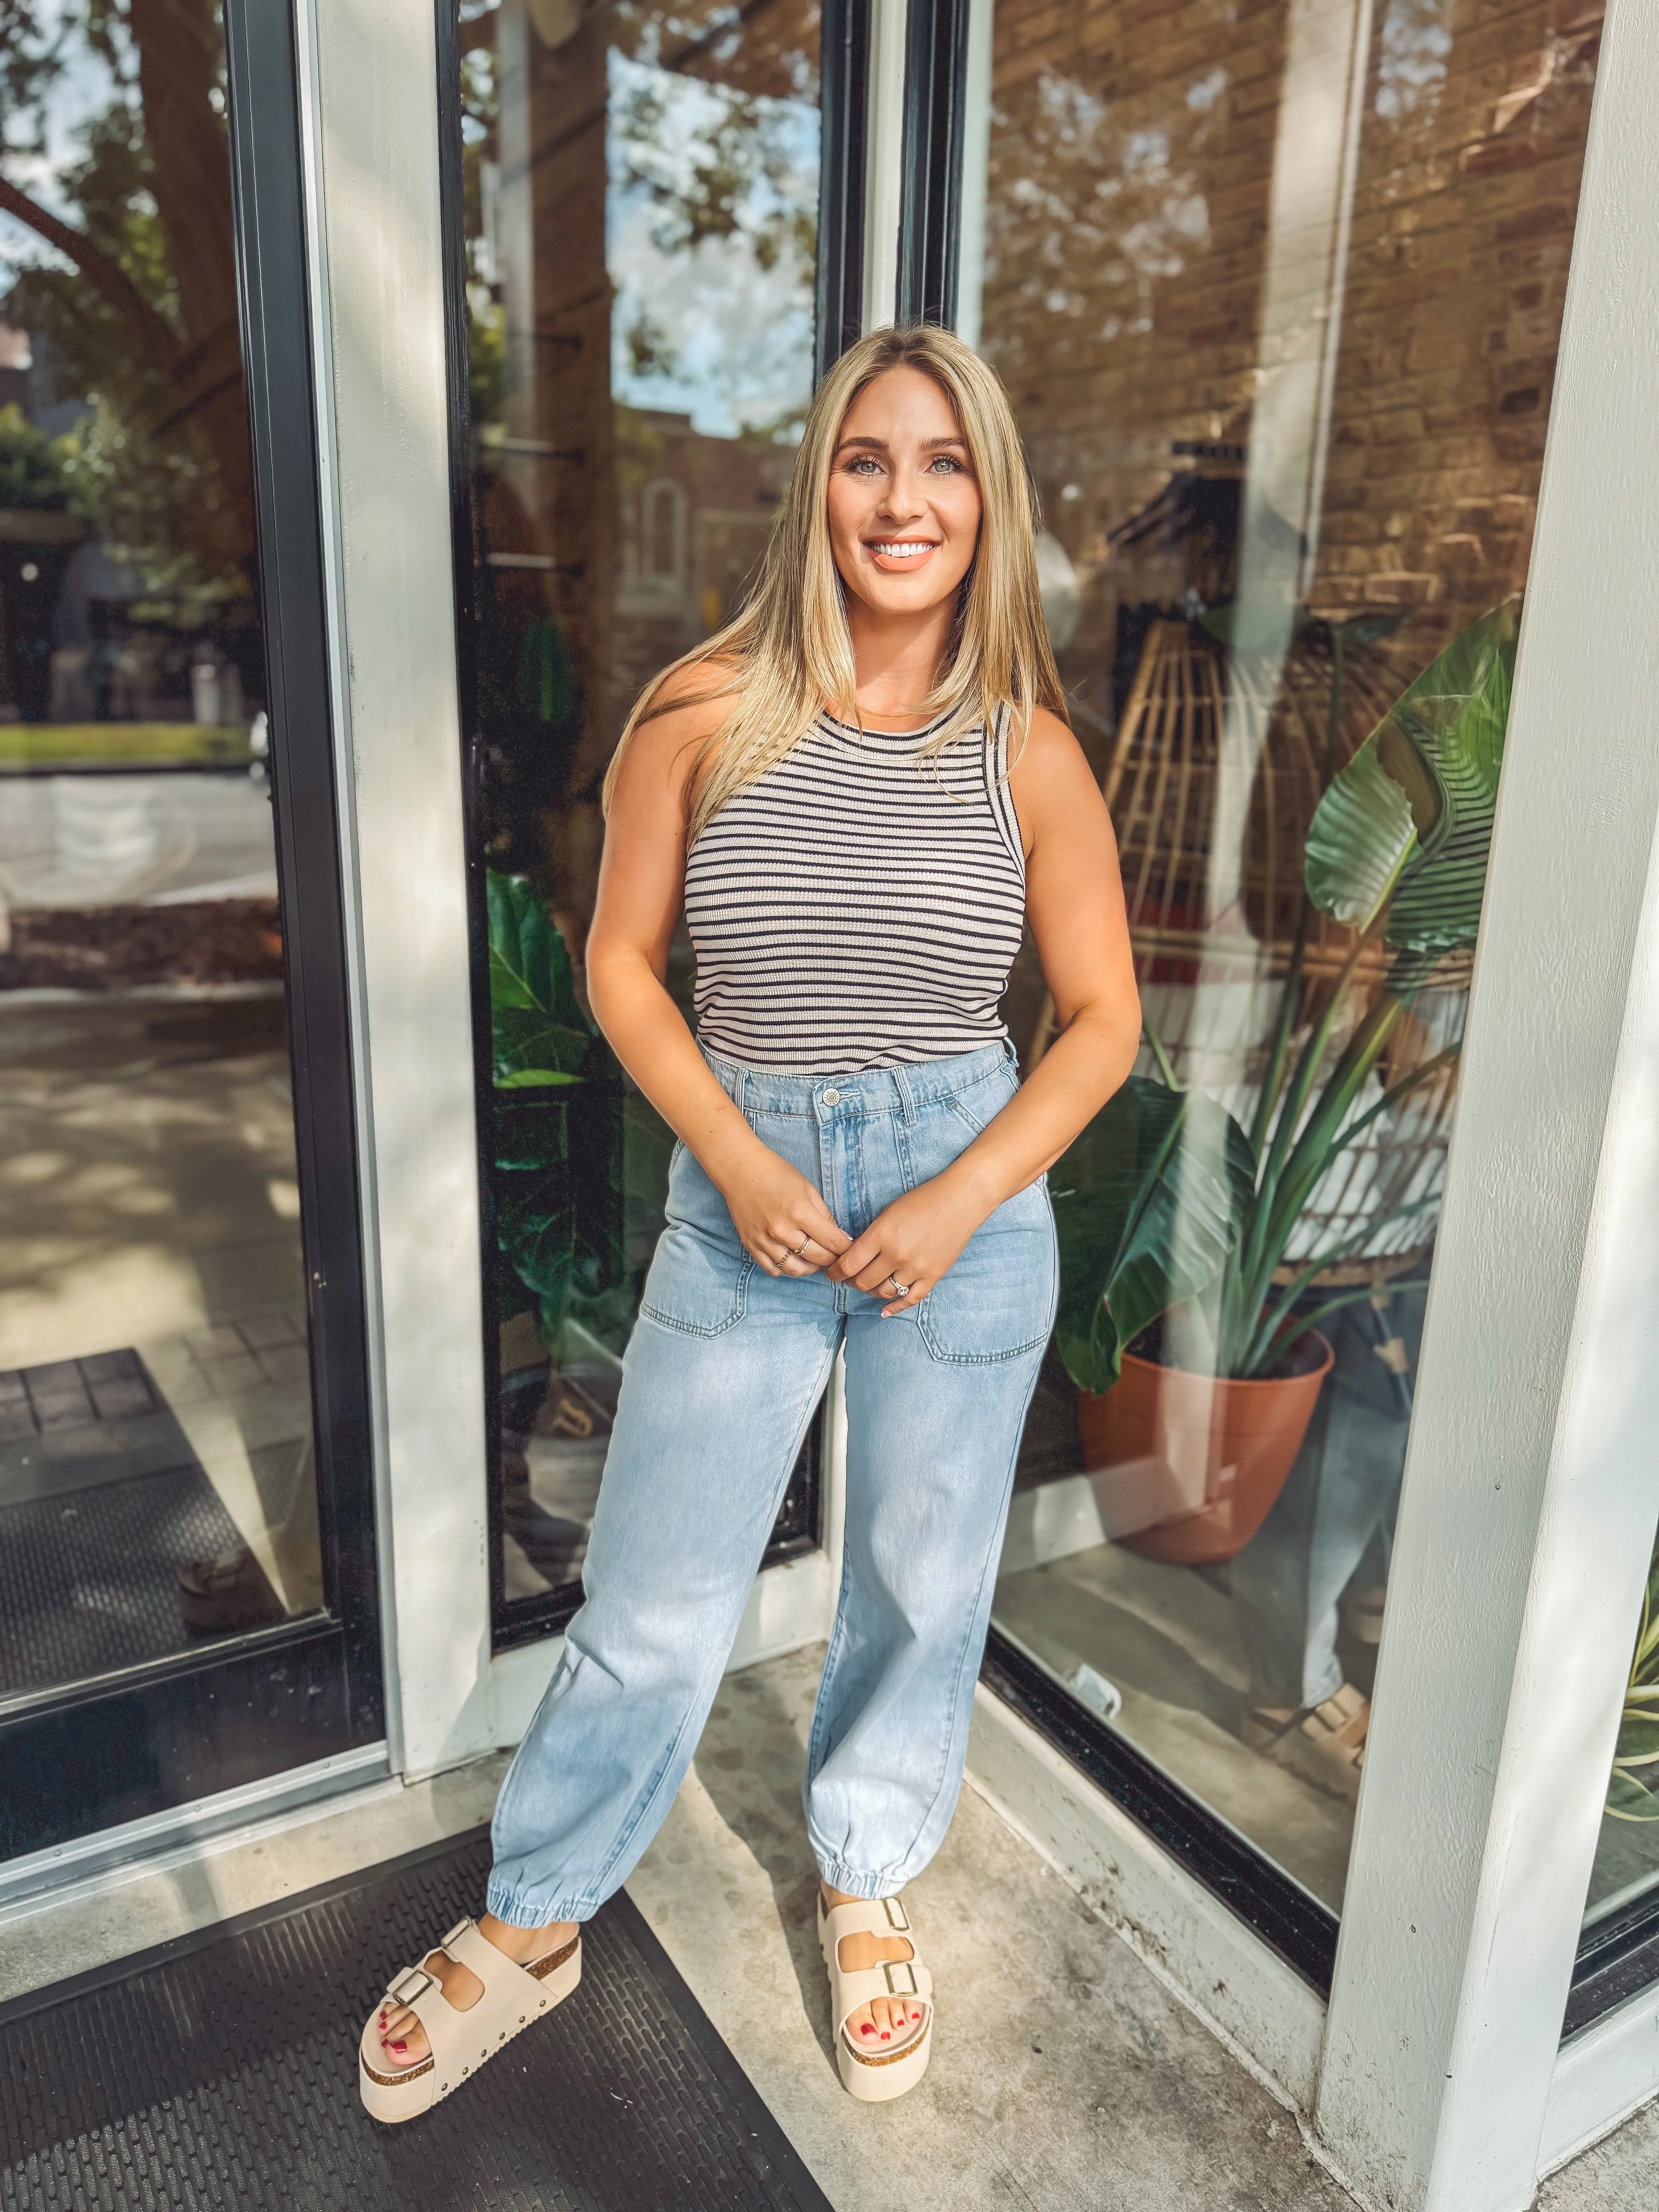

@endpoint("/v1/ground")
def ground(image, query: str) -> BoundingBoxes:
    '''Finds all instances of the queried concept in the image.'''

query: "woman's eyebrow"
[833,433,968,452]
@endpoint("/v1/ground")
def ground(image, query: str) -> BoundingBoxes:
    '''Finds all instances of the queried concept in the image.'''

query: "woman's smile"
[864,536,942,570]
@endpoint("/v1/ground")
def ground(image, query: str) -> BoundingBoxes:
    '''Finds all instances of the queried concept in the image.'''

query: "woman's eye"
[928,455,962,473]
[847,457,880,476]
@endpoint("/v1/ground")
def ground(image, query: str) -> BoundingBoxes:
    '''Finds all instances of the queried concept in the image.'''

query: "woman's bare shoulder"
[615,655,742,798]
[1007,703,1109,841]
[1008,703,1094,786]
[640,654,742,737]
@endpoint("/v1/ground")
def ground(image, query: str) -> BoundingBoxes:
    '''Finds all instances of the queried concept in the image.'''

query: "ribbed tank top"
[683,708,1027,1073]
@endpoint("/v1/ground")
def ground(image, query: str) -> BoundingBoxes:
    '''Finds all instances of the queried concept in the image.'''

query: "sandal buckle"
[390,1968,433,2003]
[882,1961,919,1997]
[881,1896,910,1934]
[440,1918,472,1948]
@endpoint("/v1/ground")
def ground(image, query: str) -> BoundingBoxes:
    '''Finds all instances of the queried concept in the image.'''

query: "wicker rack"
[1048,613,1467,1278]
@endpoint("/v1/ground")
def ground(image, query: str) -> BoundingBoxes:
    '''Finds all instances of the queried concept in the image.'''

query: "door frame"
[0,0,384,1863]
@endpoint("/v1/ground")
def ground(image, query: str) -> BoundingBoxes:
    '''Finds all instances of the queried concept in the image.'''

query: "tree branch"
[0,176,179,380]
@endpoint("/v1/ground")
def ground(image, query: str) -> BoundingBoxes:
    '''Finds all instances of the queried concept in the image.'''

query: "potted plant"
[1051,598,1520,1563]
[1608,1536,1659,1823]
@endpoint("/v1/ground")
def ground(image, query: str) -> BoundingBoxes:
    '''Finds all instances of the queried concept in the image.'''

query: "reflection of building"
[614,407,793,702]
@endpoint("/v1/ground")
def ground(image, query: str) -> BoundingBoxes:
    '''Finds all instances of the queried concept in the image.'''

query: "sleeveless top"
[682,708,1027,1074]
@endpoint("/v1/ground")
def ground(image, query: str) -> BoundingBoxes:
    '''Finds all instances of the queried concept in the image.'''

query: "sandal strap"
[383,1918,558,2072]
[819,1894,912,1944]
[439,1917,548,1994]
[830,1956,933,2032]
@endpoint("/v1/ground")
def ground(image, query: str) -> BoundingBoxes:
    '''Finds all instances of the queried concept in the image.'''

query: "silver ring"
[792,1238,811,1260]
[885,1275,912,1297]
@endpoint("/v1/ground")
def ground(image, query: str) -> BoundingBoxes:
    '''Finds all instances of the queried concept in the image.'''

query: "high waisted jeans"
[487,1039,1057,1927]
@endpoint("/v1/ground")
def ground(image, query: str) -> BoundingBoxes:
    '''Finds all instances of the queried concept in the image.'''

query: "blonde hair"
[601,324,1065,842]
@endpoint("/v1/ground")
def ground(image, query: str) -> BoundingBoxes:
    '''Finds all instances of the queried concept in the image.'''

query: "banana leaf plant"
[486,871,634,1354]
[1054,597,1520,1391]
[1608,1535,1659,1822]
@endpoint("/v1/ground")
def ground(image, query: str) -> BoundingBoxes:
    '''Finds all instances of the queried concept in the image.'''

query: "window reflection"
[453,0,825,1620]
[974,0,1602,1908]
[0,0,322,1703]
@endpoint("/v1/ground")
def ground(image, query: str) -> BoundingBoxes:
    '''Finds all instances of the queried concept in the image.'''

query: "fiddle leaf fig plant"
[486,870,632,1353]
[1052,597,1520,1390]
[487,868,592,1087]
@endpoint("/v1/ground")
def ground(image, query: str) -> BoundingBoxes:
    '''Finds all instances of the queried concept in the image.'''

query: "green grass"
[0,722,253,770]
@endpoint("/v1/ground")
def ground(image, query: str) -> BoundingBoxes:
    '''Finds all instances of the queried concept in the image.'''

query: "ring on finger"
[884,1274,912,1298]
[792,1237,811,1260]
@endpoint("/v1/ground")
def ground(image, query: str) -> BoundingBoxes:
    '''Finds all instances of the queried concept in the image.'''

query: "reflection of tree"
[0,0,252,620]
[611,66,816,271]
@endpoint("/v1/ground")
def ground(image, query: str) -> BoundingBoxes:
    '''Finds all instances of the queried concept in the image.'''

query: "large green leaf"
[1050,1075,1255,1393]
[486,869,592,1085]
[1304,598,1520,951]
[1303,742,1419,931]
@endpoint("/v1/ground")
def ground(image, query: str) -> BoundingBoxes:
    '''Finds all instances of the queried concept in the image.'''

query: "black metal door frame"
[0,0,384,1865]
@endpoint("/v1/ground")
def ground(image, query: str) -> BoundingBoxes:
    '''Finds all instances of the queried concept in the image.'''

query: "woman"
[361,325,1139,2118]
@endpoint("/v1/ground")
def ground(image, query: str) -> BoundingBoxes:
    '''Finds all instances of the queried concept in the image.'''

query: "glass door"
[944,0,1602,1983]
[0,0,380,1864]
[436,0,866,1648]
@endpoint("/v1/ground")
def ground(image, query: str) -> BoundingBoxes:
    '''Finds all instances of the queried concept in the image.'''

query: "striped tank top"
[682,708,1027,1074]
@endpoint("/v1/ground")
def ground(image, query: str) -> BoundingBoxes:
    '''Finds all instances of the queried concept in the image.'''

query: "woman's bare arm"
[585,677,852,1275]
[828,707,1139,1311]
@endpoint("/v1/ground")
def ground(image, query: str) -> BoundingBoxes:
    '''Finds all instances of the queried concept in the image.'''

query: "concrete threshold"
[0,1643,1648,2209]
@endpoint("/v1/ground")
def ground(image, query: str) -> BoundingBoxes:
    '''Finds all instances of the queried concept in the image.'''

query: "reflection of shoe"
[1342,1585,1388,1646]
[1243,1682,1369,1803]
[176,1546,285,1632]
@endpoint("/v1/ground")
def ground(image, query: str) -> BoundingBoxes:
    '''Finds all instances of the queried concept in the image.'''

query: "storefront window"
[448,0,830,1632]
[968,0,1602,1913]
[0,0,323,1701]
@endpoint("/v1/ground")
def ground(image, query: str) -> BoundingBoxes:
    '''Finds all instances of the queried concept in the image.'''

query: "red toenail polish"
[860,2024,873,2036]
[881,2032,891,2041]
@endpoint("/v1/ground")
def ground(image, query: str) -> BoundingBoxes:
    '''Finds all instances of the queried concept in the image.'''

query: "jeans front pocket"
[917,1181,1057,1364]
[898,1080,1058,1365]
[639,1140,754,1338]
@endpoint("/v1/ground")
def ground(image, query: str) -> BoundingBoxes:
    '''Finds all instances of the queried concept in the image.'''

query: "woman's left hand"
[825,1172,992,1317]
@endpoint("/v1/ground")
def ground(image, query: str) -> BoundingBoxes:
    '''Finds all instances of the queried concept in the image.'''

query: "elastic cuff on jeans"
[812,1854,903,1901]
[485,1877,593,1929]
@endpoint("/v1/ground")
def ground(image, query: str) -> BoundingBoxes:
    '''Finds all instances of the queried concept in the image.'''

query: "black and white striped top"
[683,708,1027,1073]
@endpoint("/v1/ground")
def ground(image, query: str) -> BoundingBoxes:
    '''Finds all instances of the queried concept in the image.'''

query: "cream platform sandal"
[358,1916,582,2123]
[817,1893,934,2102]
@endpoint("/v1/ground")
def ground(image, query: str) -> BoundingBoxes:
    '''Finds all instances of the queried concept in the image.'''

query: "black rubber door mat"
[0,1829,832,2212]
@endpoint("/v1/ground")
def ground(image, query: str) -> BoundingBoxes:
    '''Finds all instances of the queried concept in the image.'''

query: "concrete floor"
[3,1640,1652,2211]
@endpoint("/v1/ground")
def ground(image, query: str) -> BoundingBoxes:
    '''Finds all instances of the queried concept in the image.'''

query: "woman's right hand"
[710,1139,852,1278]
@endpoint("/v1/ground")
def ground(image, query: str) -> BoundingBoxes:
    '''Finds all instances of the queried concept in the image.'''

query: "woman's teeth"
[871,541,934,558]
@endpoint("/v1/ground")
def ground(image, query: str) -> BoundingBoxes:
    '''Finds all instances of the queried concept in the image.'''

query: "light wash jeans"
[488,1040,1056,1927]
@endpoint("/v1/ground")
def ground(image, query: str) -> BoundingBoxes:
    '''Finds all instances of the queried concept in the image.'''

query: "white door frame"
[1316,0,1659,2200]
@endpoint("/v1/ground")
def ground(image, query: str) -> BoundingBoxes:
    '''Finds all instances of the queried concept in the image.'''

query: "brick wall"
[981,0,1601,713]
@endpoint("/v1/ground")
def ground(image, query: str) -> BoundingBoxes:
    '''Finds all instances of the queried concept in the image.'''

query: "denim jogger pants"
[486,1040,1057,1927]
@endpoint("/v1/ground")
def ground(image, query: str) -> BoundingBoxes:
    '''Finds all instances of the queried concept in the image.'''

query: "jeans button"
[823,1088,840,1105]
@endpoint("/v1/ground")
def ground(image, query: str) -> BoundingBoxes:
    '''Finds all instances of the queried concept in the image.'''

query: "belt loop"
[893,1066,917,1127]
[734,1065,748,1115]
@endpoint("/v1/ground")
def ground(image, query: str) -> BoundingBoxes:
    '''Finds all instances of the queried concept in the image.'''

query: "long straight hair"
[601,325,1066,842]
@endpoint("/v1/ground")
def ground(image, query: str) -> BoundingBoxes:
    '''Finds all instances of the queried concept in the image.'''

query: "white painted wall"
[301,0,493,1779]
[1316,1,1659,2202]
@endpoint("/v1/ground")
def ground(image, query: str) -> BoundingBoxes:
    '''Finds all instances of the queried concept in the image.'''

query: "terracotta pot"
[1075,1333,1335,1565]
